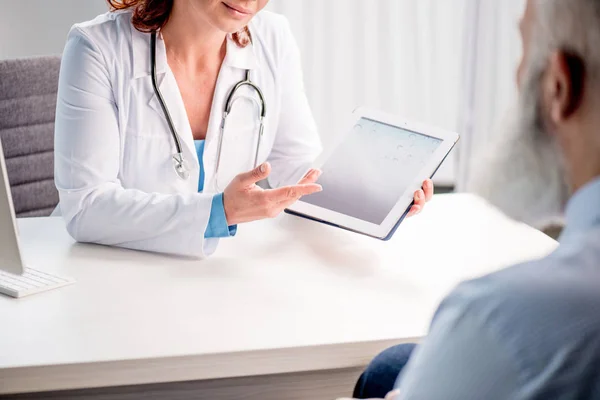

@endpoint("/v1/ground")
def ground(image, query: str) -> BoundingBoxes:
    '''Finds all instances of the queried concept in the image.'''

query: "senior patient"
[346,0,600,398]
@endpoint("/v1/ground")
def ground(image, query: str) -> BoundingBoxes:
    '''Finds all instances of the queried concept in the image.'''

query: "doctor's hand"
[223,162,323,225]
[407,179,434,217]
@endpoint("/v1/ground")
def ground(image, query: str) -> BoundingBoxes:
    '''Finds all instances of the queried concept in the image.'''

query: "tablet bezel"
[286,107,460,239]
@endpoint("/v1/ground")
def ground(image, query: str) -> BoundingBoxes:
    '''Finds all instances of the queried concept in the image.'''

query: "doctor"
[54,0,434,258]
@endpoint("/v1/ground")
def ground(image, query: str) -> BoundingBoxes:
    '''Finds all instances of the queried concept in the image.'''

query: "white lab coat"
[53,10,321,258]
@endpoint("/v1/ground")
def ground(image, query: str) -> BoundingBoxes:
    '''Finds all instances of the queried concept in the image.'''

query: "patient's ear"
[543,50,585,124]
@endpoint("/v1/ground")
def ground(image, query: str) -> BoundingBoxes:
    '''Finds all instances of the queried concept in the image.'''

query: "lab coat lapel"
[131,28,199,170]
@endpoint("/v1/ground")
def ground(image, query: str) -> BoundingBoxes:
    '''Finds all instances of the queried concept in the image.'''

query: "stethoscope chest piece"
[172,153,190,180]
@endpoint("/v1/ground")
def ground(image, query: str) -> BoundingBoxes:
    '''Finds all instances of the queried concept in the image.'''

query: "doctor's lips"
[222,2,253,17]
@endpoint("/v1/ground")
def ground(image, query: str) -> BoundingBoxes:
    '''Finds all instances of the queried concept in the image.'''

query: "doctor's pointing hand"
[53,0,432,258]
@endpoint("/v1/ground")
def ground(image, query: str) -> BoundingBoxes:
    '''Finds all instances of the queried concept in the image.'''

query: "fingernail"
[416,192,422,200]
[260,163,266,173]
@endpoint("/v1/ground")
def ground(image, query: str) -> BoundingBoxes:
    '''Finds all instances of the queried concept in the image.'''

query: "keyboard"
[0,268,75,298]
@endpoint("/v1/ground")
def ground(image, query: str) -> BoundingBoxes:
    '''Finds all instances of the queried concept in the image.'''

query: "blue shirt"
[397,178,600,399]
[195,140,237,238]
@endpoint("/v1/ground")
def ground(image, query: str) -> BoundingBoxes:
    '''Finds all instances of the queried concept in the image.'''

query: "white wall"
[456,0,525,189]
[0,0,108,60]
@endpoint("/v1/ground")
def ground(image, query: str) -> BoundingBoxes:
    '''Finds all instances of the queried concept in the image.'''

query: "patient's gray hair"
[463,1,600,229]
[531,0,600,83]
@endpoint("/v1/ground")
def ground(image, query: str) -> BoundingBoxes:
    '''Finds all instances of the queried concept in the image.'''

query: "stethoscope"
[150,31,267,187]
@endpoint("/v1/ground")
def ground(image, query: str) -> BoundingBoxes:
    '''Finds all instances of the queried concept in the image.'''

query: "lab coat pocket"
[122,131,183,193]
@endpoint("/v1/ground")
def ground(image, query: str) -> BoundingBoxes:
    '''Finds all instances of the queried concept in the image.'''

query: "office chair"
[0,56,61,217]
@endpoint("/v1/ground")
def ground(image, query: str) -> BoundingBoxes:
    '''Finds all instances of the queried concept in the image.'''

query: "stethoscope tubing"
[150,31,266,184]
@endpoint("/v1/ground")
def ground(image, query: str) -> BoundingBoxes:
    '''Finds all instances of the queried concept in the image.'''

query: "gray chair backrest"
[0,56,61,217]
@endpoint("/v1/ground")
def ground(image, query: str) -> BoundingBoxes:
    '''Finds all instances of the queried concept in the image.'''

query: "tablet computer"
[285,107,459,240]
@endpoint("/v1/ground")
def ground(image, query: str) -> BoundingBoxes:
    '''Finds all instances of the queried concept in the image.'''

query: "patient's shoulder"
[439,254,600,379]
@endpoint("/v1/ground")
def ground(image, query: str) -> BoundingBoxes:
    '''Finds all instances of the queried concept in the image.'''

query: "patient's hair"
[532,0,600,85]
[105,0,251,47]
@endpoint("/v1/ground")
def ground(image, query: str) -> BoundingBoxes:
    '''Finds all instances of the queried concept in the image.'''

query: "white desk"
[0,194,557,399]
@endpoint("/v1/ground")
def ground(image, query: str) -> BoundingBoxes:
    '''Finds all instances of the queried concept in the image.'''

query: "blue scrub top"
[195,140,237,238]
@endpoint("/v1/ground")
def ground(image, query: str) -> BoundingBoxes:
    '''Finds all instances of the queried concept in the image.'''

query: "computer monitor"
[0,136,25,275]
[0,136,74,298]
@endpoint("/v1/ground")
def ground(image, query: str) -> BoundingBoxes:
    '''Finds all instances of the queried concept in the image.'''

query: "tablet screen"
[303,117,443,224]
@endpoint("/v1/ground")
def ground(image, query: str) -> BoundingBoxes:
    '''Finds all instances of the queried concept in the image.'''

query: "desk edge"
[0,338,419,394]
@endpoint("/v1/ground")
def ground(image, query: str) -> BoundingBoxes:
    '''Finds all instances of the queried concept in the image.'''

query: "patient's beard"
[466,75,570,229]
